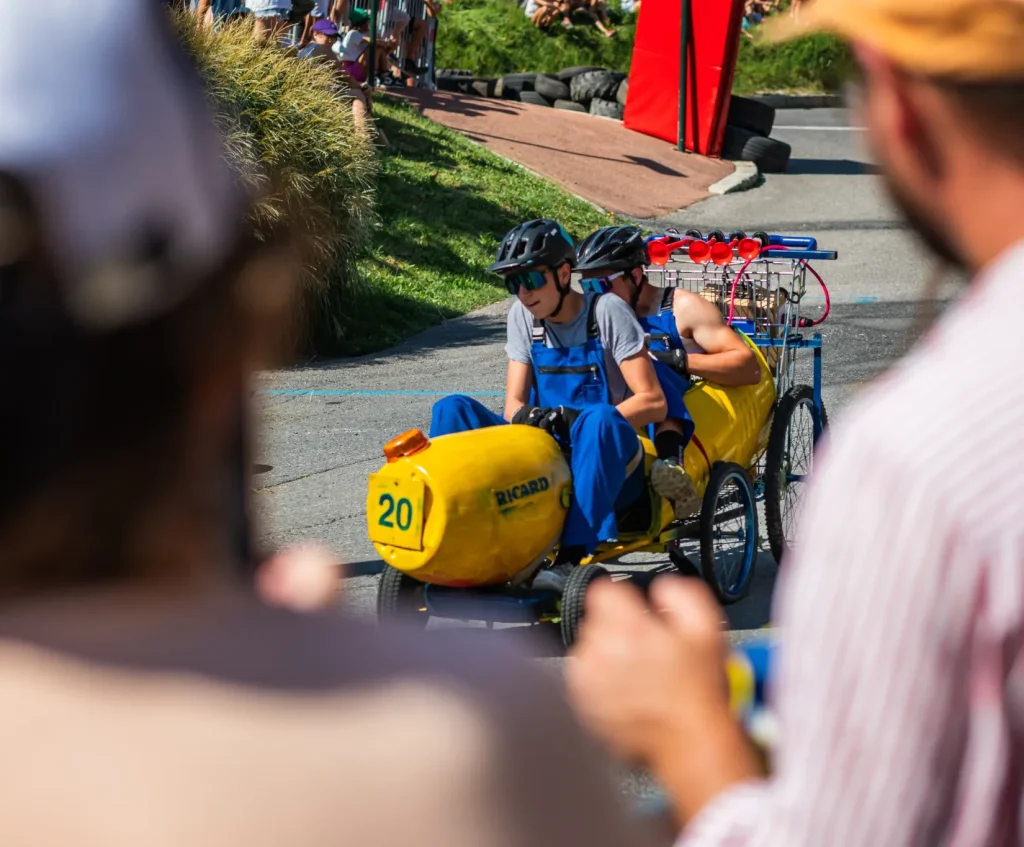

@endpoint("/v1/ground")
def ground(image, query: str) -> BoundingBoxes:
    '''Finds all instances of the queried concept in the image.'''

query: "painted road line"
[258,389,504,398]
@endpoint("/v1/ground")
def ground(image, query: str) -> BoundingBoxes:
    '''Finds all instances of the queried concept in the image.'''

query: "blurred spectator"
[0,4,647,846]
[741,2,764,37]
[301,17,378,138]
[192,0,244,26]
[528,0,615,37]
[246,0,292,41]
[567,1,1024,844]
[297,15,342,58]
[295,0,331,46]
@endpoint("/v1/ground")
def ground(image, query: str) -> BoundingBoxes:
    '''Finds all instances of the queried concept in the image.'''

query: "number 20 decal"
[378,493,413,531]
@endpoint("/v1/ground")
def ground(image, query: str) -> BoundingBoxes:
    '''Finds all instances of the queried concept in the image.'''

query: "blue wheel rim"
[712,471,757,599]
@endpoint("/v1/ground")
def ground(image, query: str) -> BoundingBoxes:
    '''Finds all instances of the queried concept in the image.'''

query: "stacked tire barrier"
[722,95,791,173]
[436,65,629,121]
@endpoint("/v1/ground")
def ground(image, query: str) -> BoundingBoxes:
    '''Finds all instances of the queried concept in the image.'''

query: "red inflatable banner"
[623,0,744,157]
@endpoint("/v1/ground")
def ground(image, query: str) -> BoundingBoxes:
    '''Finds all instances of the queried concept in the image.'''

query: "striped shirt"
[680,240,1024,847]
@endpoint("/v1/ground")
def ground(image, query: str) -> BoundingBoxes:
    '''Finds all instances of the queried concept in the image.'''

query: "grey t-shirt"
[505,293,647,405]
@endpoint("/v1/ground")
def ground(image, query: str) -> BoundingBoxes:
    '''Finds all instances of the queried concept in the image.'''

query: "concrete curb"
[708,161,760,196]
[750,94,845,109]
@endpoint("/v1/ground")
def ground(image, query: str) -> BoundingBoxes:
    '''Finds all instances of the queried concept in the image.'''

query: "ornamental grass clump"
[174,12,378,352]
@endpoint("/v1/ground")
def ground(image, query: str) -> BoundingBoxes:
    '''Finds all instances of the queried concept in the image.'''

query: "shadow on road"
[783,158,880,176]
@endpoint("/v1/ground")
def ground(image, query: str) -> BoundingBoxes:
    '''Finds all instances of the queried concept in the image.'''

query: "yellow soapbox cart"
[367,332,826,648]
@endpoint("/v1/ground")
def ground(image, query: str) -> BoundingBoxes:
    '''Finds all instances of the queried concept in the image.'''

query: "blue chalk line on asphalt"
[258,389,503,397]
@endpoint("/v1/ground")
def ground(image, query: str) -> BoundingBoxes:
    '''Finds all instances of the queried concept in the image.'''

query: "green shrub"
[733,31,853,94]
[174,13,378,351]
[435,0,636,77]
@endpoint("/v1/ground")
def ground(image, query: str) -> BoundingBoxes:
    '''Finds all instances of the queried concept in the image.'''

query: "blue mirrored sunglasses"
[504,269,549,295]
[578,271,625,294]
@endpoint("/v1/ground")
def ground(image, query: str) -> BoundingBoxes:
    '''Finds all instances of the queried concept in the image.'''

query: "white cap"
[0,0,248,330]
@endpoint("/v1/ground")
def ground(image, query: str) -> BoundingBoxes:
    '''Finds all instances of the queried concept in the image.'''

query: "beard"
[883,173,970,274]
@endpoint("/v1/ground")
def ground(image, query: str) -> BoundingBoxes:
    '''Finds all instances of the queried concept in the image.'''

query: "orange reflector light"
[688,240,711,264]
[738,238,762,260]
[711,241,734,266]
[384,429,430,463]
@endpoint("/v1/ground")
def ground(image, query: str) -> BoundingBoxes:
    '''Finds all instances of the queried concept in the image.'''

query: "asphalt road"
[255,107,959,632]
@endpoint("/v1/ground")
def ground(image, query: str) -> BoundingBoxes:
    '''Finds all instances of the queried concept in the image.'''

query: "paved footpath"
[396,89,733,218]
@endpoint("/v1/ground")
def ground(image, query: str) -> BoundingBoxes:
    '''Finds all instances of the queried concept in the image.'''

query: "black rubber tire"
[556,65,605,82]
[519,90,554,107]
[561,565,610,649]
[589,97,624,119]
[437,75,493,95]
[668,541,700,577]
[727,95,776,136]
[616,78,629,106]
[722,125,792,174]
[377,565,428,628]
[470,78,498,98]
[570,70,626,103]
[554,98,588,113]
[699,463,758,606]
[534,74,571,101]
[764,385,829,564]
[499,72,539,94]
[437,68,474,77]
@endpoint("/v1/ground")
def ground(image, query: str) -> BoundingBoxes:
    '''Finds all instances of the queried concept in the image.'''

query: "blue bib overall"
[431,296,645,553]
[638,288,694,445]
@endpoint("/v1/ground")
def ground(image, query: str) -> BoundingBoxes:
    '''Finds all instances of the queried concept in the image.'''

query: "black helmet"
[575,225,649,274]
[488,218,576,275]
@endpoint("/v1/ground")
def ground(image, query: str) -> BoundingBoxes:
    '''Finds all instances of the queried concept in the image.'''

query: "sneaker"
[650,459,702,520]
[532,563,573,593]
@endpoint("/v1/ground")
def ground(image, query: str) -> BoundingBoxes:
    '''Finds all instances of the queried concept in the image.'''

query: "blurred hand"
[255,544,342,613]
[566,575,732,762]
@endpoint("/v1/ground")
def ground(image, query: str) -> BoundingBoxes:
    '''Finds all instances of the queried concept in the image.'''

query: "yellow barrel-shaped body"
[368,425,572,587]
[680,338,776,498]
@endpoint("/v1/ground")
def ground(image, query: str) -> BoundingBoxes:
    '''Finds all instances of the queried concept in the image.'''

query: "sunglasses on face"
[504,269,550,295]
[578,271,625,294]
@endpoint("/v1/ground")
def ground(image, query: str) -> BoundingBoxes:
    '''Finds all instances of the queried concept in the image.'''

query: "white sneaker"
[532,563,573,593]
[651,459,702,519]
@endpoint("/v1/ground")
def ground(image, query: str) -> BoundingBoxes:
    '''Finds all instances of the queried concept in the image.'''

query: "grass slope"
[435,0,636,77]
[344,94,614,355]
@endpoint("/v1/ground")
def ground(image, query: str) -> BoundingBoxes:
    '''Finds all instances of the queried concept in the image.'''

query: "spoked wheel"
[377,565,429,629]
[764,385,829,564]
[560,565,610,649]
[699,463,758,605]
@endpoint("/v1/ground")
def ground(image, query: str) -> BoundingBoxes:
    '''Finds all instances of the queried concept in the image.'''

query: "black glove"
[511,405,548,426]
[651,348,689,379]
[537,405,581,443]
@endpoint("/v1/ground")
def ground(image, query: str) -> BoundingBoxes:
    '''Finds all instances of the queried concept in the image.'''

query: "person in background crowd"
[192,0,244,27]
[246,0,292,41]
[298,15,342,59]
[567,1,1024,845]
[0,4,647,846]
[295,0,331,47]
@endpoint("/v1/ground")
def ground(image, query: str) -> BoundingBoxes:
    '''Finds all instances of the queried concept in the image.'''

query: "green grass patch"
[343,94,615,355]
[733,31,853,95]
[434,0,849,94]
[435,0,636,77]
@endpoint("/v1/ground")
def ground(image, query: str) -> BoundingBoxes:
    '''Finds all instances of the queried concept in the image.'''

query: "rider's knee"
[573,403,627,434]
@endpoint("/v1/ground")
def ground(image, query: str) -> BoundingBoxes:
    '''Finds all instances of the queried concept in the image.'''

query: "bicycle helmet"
[488,218,576,275]
[575,225,649,274]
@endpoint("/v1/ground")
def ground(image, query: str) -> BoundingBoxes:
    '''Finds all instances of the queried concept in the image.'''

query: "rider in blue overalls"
[430,219,670,590]
[573,225,702,518]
